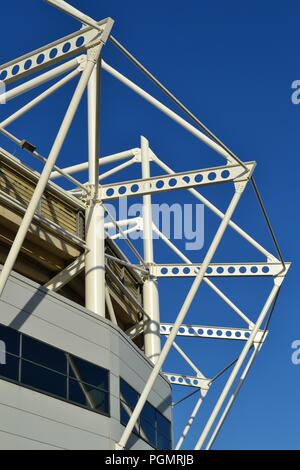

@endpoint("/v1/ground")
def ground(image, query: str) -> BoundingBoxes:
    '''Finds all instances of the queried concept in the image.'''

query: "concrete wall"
[0,269,172,450]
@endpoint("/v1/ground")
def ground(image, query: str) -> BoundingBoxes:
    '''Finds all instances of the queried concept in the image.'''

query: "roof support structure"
[0,68,80,128]
[0,51,99,297]
[141,136,161,364]
[2,57,83,102]
[116,180,249,449]
[153,155,276,261]
[85,46,106,317]
[0,0,290,451]
[50,148,139,179]
[101,61,236,165]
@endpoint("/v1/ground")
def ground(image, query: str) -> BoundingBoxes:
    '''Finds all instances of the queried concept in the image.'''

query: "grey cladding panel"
[0,270,172,449]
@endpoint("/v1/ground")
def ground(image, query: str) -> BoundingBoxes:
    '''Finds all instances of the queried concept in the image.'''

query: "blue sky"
[0,0,299,450]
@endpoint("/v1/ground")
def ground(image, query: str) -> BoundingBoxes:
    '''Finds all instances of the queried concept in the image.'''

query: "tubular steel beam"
[102,61,237,165]
[172,342,206,378]
[0,68,80,129]
[105,287,118,326]
[108,35,247,172]
[205,347,259,450]
[105,254,148,275]
[45,0,107,33]
[176,394,205,450]
[50,149,139,179]
[44,254,85,292]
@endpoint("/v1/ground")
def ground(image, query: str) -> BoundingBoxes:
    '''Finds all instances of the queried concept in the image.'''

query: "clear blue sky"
[0,0,299,450]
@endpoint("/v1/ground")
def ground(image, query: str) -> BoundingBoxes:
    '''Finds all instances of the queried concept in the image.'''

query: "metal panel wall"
[0,269,172,450]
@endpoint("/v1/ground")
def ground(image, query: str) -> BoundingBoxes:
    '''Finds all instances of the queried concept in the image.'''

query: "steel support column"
[85,47,106,317]
[141,136,161,364]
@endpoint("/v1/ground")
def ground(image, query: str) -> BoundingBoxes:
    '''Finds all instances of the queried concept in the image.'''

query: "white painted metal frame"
[0,0,290,452]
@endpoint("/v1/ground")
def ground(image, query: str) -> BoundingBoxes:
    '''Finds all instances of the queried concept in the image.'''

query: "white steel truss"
[0,0,290,451]
[160,324,266,343]
[100,162,255,201]
[152,262,288,278]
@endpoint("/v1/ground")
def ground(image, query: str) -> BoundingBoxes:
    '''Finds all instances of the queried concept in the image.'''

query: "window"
[0,323,20,356]
[120,378,172,450]
[0,353,19,381]
[157,413,172,450]
[120,380,139,427]
[68,355,109,414]
[0,324,20,382]
[68,355,108,391]
[21,360,67,399]
[0,323,110,417]
[140,402,156,448]
[69,379,109,413]
[22,335,67,374]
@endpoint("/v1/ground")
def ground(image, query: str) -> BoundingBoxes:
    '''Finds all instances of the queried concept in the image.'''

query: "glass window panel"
[140,417,156,447]
[120,400,130,426]
[140,403,156,447]
[69,355,108,390]
[22,336,67,374]
[0,324,20,356]
[120,379,138,410]
[157,433,172,450]
[21,360,67,399]
[141,401,156,423]
[157,412,171,439]
[119,380,174,450]
[69,378,109,414]
[0,352,19,381]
